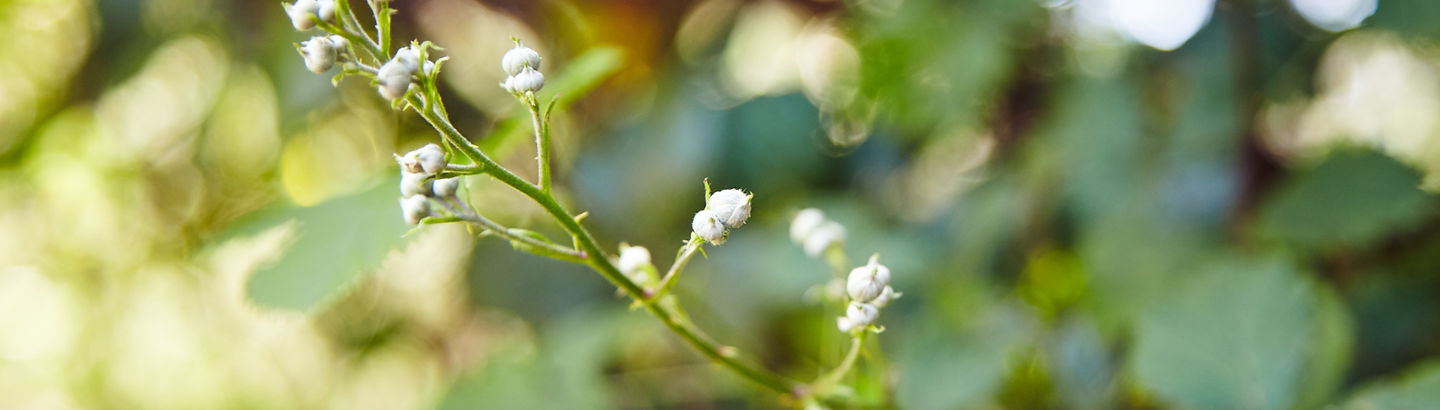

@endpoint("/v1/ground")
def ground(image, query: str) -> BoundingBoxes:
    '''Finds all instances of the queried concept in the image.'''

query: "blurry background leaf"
[230,177,412,311]
[1131,256,1315,410]
[1256,149,1434,252]
[897,303,1036,410]
[1340,361,1440,409]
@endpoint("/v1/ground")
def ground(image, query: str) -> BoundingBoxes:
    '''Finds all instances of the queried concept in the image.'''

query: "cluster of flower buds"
[616,243,659,288]
[394,144,460,225]
[378,45,427,100]
[499,42,544,95]
[836,255,900,333]
[692,189,753,245]
[285,0,336,31]
[790,208,846,258]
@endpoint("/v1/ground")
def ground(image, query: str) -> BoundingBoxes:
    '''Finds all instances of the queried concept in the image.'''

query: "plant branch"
[647,234,703,300]
[528,98,553,193]
[807,334,866,399]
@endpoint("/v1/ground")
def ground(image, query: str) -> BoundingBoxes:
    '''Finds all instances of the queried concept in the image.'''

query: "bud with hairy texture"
[707,189,752,228]
[692,210,727,245]
[400,195,430,225]
[399,172,432,198]
[871,286,901,308]
[316,0,336,22]
[287,0,320,30]
[846,255,891,303]
[501,43,542,76]
[376,60,412,100]
[617,243,657,286]
[837,302,878,332]
[301,36,336,73]
[511,66,544,94]
[432,177,460,198]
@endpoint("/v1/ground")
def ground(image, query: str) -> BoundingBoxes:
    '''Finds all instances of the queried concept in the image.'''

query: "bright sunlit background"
[2,0,1440,408]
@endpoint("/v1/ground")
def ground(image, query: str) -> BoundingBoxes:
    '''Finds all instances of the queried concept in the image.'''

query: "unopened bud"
[501,44,542,76]
[872,286,901,308]
[617,243,657,286]
[301,36,336,73]
[400,195,430,225]
[410,143,446,175]
[399,171,432,198]
[287,0,320,30]
[511,66,544,94]
[707,189,752,228]
[316,0,336,22]
[423,60,436,77]
[432,177,460,198]
[376,60,411,100]
[840,302,879,332]
[790,208,825,244]
[802,221,846,257]
[692,210,727,245]
[327,35,349,53]
[394,46,421,73]
[846,255,891,303]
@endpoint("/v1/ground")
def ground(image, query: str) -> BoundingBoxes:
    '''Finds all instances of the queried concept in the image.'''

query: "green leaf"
[897,304,1035,410]
[1340,361,1440,409]
[1293,283,1355,409]
[1131,257,1315,410]
[1256,149,1434,251]
[229,178,413,311]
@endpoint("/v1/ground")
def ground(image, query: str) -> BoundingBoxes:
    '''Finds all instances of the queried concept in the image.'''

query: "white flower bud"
[432,177,460,198]
[872,286,901,308]
[327,35,349,53]
[423,60,436,76]
[707,189,752,228]
[846,255,891,303]
[802,221,846,257]
[836,316,855,333]
[499,76,516,93]
[317,0,336,22]
[692,209,727,245]
[841,302,879,332]
[400,195,430,225]
[376,60,411,100]
[301,36,336,73]
[790,208,826,244]
[511,66,544,94]
[408,143,445,175]
[617,244,656,285]
[394,46,421,73]
[501,44,542,76]
[399,171,432,198]
[288,0,320,30]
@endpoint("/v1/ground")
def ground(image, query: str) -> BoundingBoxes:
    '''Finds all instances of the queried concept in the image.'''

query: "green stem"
[455,211,586,263]
[808,334,866,398]
[408,95,798,397]
[648,235,703,300]
[528,99,552,193]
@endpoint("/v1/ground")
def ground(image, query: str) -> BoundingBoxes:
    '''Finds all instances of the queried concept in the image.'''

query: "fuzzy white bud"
[423,60,436,76]
[288,0,320,30]
[376,60,412,100]
[617,243,656,285]
[400,195,430,225]
[394,46,421,73]
[501,44,542,76]
[327,35,348,52]
[411,143,446,175]
[692,209,727,245]
[707,189,752,228]
[846,255,891,303]
[790,208,826,244]
[511,66,544,94]
[399,171,432,198]
[840,302,879,332]
[499,76,516,93]
[432,177,460,198]
[301,36,336,73]
[802,221,846,257]
[316,0,336,22]
[871,286,901,308]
